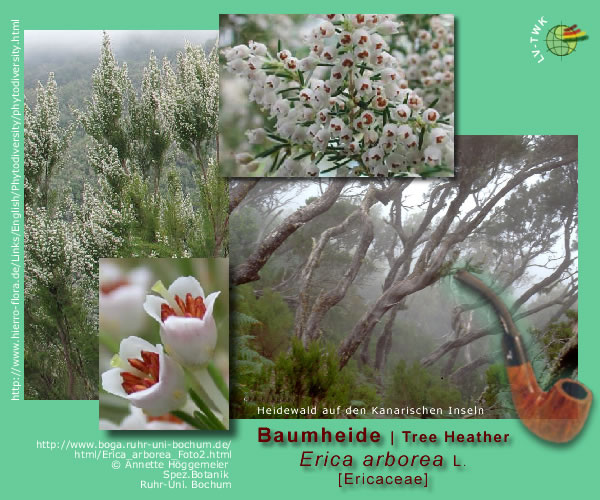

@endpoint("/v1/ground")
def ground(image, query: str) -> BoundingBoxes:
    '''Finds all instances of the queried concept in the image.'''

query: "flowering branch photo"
[220,14,454,177]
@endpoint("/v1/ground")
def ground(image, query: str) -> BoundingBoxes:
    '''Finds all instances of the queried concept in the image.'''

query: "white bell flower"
[143,277,221,367]
[101,336,187,417]
[99,262,152,338]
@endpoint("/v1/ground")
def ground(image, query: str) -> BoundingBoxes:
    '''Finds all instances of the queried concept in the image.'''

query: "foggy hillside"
[24,30,217,200]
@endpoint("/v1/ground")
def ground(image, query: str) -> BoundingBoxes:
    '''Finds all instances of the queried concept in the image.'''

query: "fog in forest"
[25,30,216,90]
[23,30,218,203]
[230,136,578,418]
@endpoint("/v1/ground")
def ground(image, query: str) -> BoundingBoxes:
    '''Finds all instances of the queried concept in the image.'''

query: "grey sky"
[24,30,216,55]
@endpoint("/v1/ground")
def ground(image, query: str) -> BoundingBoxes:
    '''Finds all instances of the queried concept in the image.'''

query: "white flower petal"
[160,316,217,367]
[119,336,157,362]
[203,291,221,318]
[128,346,187,416]
[127,267,152,289]
[145,421,191,431]
[99,419,120,430]
[118,406,150,429]
[102,406,193,431]
[143,295,169,324]
[101,368,129,398]
[168,276,205,300]
[102,338,187,418]
[99,261,122,286]
[100,285,148,337]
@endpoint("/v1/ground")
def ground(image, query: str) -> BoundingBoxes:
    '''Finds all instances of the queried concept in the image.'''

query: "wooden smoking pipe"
[454,270,592,443]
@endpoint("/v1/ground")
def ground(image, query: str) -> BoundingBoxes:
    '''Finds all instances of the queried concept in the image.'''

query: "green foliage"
[229,288,272,417]
[480,363,515,418]
[129,51,172,187]
[536,310,577,361]
[273,339,337,408]
[230,287,378,419]
[123,169,161,245]
[234,335,378,419]
[158,168,194,255]
[25,204,101,399]
[235,285,294,357]
[191,159,229,257]
[384,360,462,416]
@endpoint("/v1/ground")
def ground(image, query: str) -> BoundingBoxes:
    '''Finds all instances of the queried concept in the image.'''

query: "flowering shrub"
[222,14,454,177]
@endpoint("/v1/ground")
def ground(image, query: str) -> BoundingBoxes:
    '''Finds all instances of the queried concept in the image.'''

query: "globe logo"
[545,25,578,57]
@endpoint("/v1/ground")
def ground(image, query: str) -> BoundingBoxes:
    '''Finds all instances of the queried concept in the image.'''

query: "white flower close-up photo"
[98,258,229,431]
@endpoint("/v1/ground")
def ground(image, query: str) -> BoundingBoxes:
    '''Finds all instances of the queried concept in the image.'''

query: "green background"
[3,0,599,497]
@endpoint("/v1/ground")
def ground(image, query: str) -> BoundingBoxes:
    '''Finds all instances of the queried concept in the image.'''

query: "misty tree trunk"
[359,337,371,365]
[547,293,578,324]
[229,180,259,213]
[337,181,466,370]
[232,179,345,286]
[295,184,404,346]
[297,207,374,345]
[374,304,400,375]
[510,214,574,313]
[294,206,364,342]
[449,353,495,383]
[338,257,447,369]
[422,324,494,367]
[442,308,473,376]
[302,214,374,345]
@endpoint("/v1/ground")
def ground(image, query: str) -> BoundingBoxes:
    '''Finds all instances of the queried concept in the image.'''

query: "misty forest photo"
[230,136,578,419]
[24,31,226,399]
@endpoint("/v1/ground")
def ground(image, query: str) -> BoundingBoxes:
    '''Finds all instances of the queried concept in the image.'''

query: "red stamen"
[161,303,177,321]
[121,350,160,394]
[100,279,129,295]
[147,413,185,424]
[128,358,148,373]
[161,293,206,321]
